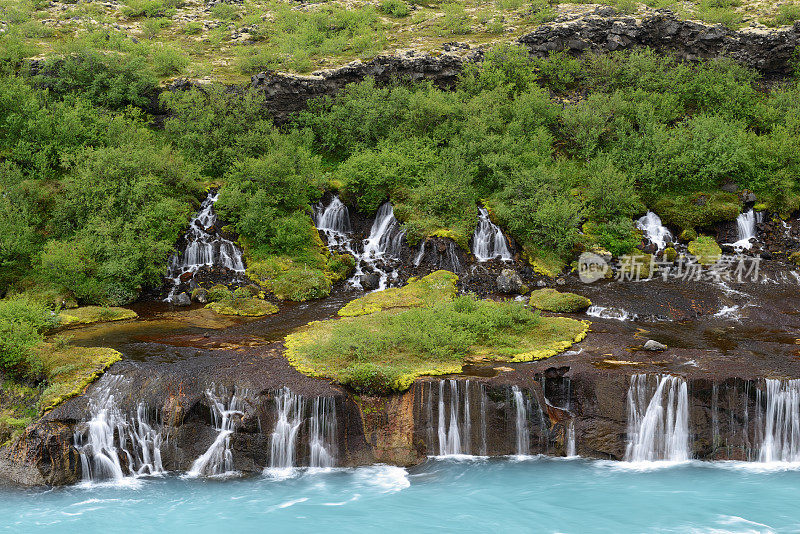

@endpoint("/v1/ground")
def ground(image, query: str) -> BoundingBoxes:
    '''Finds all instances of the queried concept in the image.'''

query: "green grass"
[285,271,588,395]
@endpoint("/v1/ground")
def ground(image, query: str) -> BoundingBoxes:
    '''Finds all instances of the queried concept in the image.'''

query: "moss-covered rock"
[284,273,589,395]
[338,270,458,317]
[58,306,137,326]
[247,258,332,301]
[522,246,565,278]
[34,344,121,414]
[663,247,678,262]
[617,253,654,279]
[679,228,698,242]
[205,297,278,316]
[789,251,800,266]
[528,288,591,313]
[654,191,740,233]
[688,235,722,265]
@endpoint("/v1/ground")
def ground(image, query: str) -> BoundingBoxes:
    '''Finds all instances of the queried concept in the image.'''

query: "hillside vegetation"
[1,0,798,82]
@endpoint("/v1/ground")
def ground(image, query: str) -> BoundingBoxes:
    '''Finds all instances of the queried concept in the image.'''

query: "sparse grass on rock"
[285,271,588,395]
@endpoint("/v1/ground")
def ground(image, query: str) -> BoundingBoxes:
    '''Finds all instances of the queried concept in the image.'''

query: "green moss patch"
[688,235,722,265]
[58,306,138,326]
[522,246,565,278]
[206,298,278,316]
[34,343,122,414]
[653,192,740,232]
[337,270,458,317]
[528,288,591,313]
[285,272,588,395]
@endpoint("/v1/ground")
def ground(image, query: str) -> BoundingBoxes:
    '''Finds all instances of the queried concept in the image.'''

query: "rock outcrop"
[236,10,800,122]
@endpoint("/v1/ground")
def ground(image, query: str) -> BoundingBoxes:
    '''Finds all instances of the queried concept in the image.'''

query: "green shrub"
[270,268,332,301]
[437,3,472,35]
[0,297,55,378]
[211,2,239,21]
[379,0,410,17]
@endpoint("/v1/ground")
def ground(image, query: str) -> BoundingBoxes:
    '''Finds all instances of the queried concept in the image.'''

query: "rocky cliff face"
[241,10,800,122]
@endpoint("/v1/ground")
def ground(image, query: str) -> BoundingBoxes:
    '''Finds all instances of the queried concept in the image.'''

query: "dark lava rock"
[496,269,523,294]
[361,273,380,291]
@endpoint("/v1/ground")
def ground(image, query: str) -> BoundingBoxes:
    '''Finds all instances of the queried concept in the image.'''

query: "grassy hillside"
[1,0,798,83]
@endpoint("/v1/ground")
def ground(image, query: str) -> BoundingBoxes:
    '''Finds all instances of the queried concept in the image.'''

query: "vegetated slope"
[1,0,799,83]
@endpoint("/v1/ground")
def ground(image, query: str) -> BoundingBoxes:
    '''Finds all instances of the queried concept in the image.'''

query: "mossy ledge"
[34,344,122,414]
[284,271,588,395]
[57,306,138,327]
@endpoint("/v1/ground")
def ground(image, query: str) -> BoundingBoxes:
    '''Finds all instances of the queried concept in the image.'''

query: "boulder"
[191,288,208,304]
[360,273,380,291]
[174,292,192,307]
[496,269,523,294]
[643,339,667,351]
[179,271,194,283]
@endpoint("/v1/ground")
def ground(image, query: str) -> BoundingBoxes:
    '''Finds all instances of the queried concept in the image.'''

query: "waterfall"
[364,202,405,260]
[566,420,577,457]
[636,211,672,252]
[730,209,762,251]
[427,380,488,457]
[757,379,800,463]
[268,387,305,473]
[187,388,244,477]
[473,207,512,261]
[165,191,245,300]
[414,240,426,267]
[313,197,404,291]
[624,374,690,462]
[74,377,164,482]
[438,380,466,455]
[308,396,337,469]
[512,386,530,456]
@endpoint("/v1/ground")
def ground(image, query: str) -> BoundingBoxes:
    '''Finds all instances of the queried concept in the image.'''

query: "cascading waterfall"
[165,191,245,300]
[636,212,672,252]
[512,386,530,456]
[730,209,762,251]
[757,379,800,463]
[624,374,690,462]
[268,387,305,472]
[74,377,164,482]
[314,197,404,291]
[566,421,577,457]
[308,396,337,469]
[473,207,512,261]
[188,388,244,477]
[437,380,469,455]
[424,380,488,457]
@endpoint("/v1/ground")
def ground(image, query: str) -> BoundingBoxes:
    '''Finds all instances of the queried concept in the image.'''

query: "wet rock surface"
[7,212,800,483]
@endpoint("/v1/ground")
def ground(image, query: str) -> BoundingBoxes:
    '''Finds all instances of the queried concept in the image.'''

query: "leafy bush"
[379,0,410,17]
[0,297,55,378]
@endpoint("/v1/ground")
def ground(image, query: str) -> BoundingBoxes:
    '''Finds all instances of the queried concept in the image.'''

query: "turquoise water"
[3,458,800,533]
